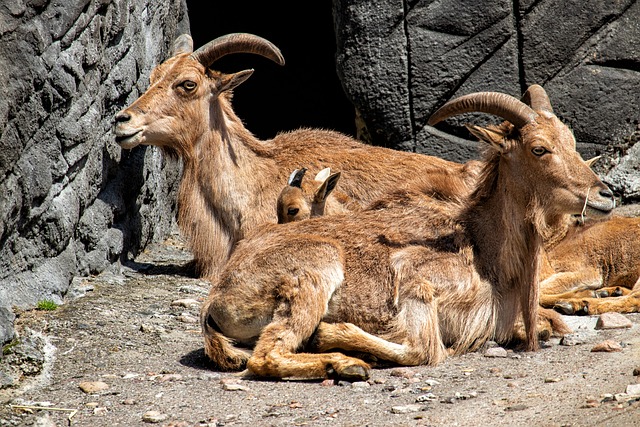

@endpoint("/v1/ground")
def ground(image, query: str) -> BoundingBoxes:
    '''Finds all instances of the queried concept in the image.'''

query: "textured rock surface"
[0,0,188,344]
[333,0,640,192]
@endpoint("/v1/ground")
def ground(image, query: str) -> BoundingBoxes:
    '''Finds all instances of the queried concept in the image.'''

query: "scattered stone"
[122,373,139,379]
[85,402,99,408]
[320,379,334,386]
[544,377,561,383]
[351,381,370,388]
[626,384,640,396]
[390,404,424,414]
[122,399,136,405]
[390,368,418,379]
[595,313,633,330]
[484,347,508,358]
[176,313,198,323]
[158,374,183,382]
[170,298,200,308]
[591,340,623,352]
[222,383,249,391]
[142,410,168,423]
[423,379,440,386]
[505,404,528,411]
[78,381,109,394]
[560,331,594,346]
[633,367,640,376]
[93,407,108,415]
[416,392,437,402]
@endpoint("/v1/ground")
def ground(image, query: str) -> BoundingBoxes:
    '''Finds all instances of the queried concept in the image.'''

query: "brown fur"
[199,90,614,380]
[113,34,470,278]
[539,214,640,314]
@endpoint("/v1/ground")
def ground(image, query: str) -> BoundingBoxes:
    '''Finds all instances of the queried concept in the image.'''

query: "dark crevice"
[513,0,527,93]
[403,0,417,151]
[588,59,640,74]
[435,33,512,114]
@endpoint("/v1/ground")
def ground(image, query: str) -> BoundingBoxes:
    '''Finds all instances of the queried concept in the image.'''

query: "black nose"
[599,187,614,200]
[114,111,131,124]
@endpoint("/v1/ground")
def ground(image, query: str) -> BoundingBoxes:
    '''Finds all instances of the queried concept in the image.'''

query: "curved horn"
[520,84,553,113]
[191,33,285,68]
[428,92,538,129]
[287,168,307,188]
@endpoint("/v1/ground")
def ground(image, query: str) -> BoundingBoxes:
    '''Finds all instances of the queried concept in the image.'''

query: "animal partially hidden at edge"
[199,85,615,381]
[276,168,353,224]
[112,32,473,278]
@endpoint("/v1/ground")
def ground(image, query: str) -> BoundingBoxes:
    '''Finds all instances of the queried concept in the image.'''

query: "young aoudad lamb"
[112,33,472,278]
[539,215,640,314]
[276,168,354,224]
[199,86,615,381]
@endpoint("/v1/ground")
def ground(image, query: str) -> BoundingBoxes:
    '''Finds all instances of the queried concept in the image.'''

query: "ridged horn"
[520,84,553,113]
[191,33,285,68]
[428,92,538,129]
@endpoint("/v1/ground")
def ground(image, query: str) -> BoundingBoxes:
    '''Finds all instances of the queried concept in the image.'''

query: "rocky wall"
[0,0,188,344]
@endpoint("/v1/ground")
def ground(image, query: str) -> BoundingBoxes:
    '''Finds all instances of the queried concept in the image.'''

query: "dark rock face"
[333,0,640,190]
[0,0,188,344]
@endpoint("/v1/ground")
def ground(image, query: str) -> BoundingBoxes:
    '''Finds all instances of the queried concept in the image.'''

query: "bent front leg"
[553,290,640,315]
[246,271,371,381]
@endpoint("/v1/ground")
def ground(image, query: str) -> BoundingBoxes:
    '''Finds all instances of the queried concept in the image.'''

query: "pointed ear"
[314,167,331,182]
[314,172,341,203]
[466,124,507,152]
[171,34,194,56]
[287,168,307,187]
[585,155,602,168]
[218,69,254,93]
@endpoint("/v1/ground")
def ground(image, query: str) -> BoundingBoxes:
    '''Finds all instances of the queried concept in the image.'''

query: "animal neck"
[176,98,276,277]
[464,159,542,349]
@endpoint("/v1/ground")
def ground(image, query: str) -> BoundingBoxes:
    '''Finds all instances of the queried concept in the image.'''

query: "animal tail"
[200,303,251,371]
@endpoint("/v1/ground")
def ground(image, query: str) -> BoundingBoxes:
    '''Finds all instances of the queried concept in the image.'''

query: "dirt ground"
[1,230,639,427]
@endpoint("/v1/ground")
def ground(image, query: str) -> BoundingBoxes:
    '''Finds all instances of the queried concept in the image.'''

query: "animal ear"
[287,168,307,187]
[314,167,331,182]
[171,34,194,56]
[218,69,254,93]
[585,155,602,168]
[314,172,341,203]
[466,124,507,152]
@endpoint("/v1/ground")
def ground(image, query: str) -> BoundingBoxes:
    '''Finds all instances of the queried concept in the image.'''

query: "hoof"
[595,290,609,298]
[612,287,624,297]
[537,329,551,341]
[554,302,575,315]
[334,364,370,382]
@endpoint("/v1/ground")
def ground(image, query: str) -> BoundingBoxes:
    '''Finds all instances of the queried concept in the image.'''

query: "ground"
[1,231,639,427]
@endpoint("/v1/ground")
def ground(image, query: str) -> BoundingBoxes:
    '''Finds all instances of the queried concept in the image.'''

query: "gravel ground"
[1,230,639,427]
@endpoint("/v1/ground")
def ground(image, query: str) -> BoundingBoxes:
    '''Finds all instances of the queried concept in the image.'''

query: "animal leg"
[553,290,640,315]
[539,269,601,298]
[313,284,448,367]
[511,307,572,343]
[246,274,370,381]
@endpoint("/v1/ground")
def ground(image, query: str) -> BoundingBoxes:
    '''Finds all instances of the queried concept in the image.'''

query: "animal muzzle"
[582,185,615,219]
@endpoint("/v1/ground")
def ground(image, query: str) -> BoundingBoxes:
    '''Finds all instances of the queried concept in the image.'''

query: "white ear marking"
[314,167,331,182]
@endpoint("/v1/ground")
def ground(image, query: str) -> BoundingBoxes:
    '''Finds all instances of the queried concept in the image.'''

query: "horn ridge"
[191,33,285,68]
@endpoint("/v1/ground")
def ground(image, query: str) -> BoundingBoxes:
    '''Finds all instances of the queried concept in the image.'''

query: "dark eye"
[182,80,197,91]
[532,146,548,156]
[287,208,299,216]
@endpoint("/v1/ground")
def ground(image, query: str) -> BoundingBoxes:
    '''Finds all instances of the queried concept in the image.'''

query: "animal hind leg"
[313,299,448,367]
[246,272,371,381]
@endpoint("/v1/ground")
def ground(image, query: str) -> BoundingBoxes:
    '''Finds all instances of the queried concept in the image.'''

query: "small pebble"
[484,347,508,358]
[78,381,109,394]
[142,410,167,423]
[591,340,623,352]
[391,404,424,414]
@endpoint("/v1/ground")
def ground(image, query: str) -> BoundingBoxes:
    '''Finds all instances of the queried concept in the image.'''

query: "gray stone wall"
[333,0,640,199]
[0,0,188,344]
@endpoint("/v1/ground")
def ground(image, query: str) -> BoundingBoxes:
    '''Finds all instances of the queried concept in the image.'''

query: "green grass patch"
[36,299,58,311]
